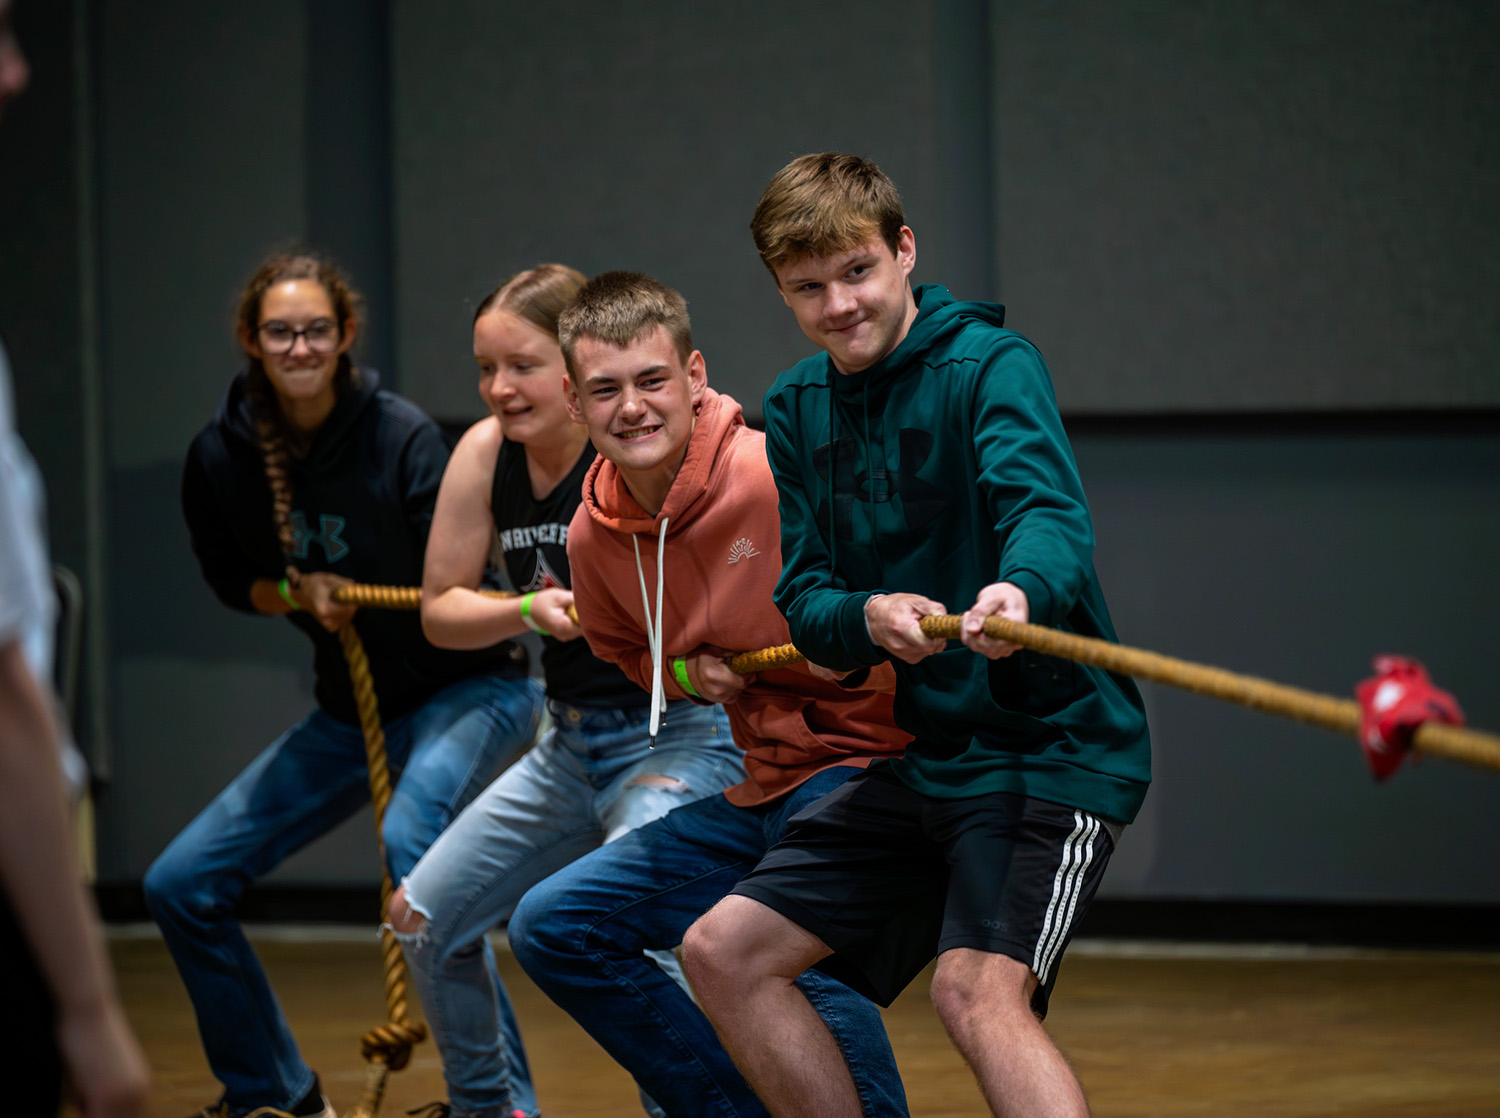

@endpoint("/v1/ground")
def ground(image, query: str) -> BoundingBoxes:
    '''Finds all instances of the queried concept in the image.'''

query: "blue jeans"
[143,672,545,1111]
[508,765,910,1118]
[397,698,743,1118]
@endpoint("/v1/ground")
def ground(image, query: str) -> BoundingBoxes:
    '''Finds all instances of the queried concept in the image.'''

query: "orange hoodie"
[567,388,909,807]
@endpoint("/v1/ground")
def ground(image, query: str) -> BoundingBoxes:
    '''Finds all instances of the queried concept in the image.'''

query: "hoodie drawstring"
[631,516,671,745]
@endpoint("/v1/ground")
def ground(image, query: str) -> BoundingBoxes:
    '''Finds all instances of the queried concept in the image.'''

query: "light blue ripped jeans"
[397,697,741,1118]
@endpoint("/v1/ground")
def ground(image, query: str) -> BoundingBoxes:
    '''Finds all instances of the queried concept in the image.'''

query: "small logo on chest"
[522,548,565,593]
[727,537,760,564]
[291,511,349,563]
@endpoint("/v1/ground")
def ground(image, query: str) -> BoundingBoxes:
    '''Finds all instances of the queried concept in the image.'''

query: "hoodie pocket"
[739,686,842,769]
[987,651,1079,719]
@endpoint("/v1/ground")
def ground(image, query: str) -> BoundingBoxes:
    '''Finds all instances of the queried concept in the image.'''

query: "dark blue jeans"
[144,672,544,1111]
[509,765,910,1118]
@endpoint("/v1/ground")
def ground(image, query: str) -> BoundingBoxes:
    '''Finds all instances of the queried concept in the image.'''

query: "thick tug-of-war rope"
[727,616,1499,776]
[333,582,1498,775]
[335,623,428,1118]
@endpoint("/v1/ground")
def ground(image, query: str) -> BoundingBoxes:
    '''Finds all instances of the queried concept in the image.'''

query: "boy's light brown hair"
[749,152,906,279]
[558,270,693,377]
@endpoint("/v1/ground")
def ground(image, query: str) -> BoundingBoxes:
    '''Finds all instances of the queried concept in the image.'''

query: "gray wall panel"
[89,0,313,875]
[996,0,1500,411]
[1081,430,1500,900]
[392,0,945,423]
[96,0,306,468]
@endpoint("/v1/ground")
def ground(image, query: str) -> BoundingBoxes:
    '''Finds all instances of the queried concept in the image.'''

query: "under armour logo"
[812,428,948,540]
[291,511,349,562]
[728,538,760,564]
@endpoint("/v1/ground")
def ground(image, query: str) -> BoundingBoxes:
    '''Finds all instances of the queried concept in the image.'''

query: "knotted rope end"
[1355,655,1465,780]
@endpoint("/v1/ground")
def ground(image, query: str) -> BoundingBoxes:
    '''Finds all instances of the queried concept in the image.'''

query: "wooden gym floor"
[101,928,1500,1118]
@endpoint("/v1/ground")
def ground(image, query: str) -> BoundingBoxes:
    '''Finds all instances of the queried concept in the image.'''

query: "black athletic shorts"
[731,761,1119,1018]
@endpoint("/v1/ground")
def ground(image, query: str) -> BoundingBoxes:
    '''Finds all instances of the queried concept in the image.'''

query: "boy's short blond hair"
[749,152,906,278]
[558,270,693,376]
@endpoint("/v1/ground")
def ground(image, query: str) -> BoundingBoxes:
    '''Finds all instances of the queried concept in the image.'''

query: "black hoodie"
[181,369,525,724]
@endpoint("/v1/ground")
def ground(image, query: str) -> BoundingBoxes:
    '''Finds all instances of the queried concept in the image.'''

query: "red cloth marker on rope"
[1355,656,1465,780]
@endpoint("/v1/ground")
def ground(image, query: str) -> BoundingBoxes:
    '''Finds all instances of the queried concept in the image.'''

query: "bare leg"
[388,883,419,933]
[683,895,860,1118]
[931,948,1089,1118]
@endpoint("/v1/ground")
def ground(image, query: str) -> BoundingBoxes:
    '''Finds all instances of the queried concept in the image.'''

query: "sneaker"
[404,1104,536,1118]
[188,1104,334,1118]
[189,1077,336,1118]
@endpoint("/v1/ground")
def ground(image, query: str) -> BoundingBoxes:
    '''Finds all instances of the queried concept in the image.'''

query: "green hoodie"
[764,284,1150,823]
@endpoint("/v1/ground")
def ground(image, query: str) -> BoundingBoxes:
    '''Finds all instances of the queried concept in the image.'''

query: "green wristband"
[672,656,700,699]
[277,577,301,611]
[519,592,550,637]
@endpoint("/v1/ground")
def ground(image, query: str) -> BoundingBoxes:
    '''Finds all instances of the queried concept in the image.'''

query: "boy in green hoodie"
[682,153,1151,1118]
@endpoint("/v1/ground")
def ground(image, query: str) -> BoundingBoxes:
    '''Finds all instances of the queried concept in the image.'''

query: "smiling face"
[473,308,575,447]
[773,225,918,374]
[243,278,355,420]
[563,324,706,513]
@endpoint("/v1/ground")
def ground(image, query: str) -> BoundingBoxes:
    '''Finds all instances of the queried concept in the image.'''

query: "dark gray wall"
[1,0,1495,900]
[1084,427,1500,900]
[997,0,1500,412]
[391,0,949,423]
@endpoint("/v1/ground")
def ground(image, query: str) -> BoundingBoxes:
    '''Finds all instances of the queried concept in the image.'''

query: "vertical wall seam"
[73,0,111,781]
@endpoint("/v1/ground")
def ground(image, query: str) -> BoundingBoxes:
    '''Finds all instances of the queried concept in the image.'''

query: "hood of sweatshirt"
[578,386,746,737]
[217,366,382,477]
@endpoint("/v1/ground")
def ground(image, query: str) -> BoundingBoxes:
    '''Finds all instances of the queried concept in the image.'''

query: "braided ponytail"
[242,366,300,562]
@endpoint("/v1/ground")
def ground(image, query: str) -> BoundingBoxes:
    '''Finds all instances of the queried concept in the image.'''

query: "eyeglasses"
[258,318,340,355]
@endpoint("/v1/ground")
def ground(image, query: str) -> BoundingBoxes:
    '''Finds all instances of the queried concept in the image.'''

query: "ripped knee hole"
[388,891,430,936]
[626,773,691,792]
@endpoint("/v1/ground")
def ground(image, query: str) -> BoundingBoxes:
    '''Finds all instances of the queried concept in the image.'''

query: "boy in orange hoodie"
[508,272,912,1118]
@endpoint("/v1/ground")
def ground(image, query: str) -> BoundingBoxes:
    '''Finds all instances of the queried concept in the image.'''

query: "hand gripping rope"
[324,583,1498,1114]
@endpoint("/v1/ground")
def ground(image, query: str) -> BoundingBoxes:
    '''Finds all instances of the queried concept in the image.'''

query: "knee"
[930,951,1037,1038]
[505,890,545,971]
[142,844,208,919]
[507,878,577,971]
[681,906,744,1000]
[387,883,426,938]
[387,882,445,967]
[929,963,979,1034]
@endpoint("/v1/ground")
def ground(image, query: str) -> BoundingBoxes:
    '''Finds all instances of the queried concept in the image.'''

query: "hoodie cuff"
[837,592,888,666]
[1000,569,1056,629]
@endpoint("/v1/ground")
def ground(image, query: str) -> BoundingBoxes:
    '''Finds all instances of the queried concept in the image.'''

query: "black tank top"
[491,437,645,708]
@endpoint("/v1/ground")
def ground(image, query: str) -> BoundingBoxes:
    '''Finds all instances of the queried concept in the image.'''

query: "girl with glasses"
[144,250,546,1118]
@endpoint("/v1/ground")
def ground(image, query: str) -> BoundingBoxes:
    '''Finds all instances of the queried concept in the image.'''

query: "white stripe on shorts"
[1032,811,1101,985]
